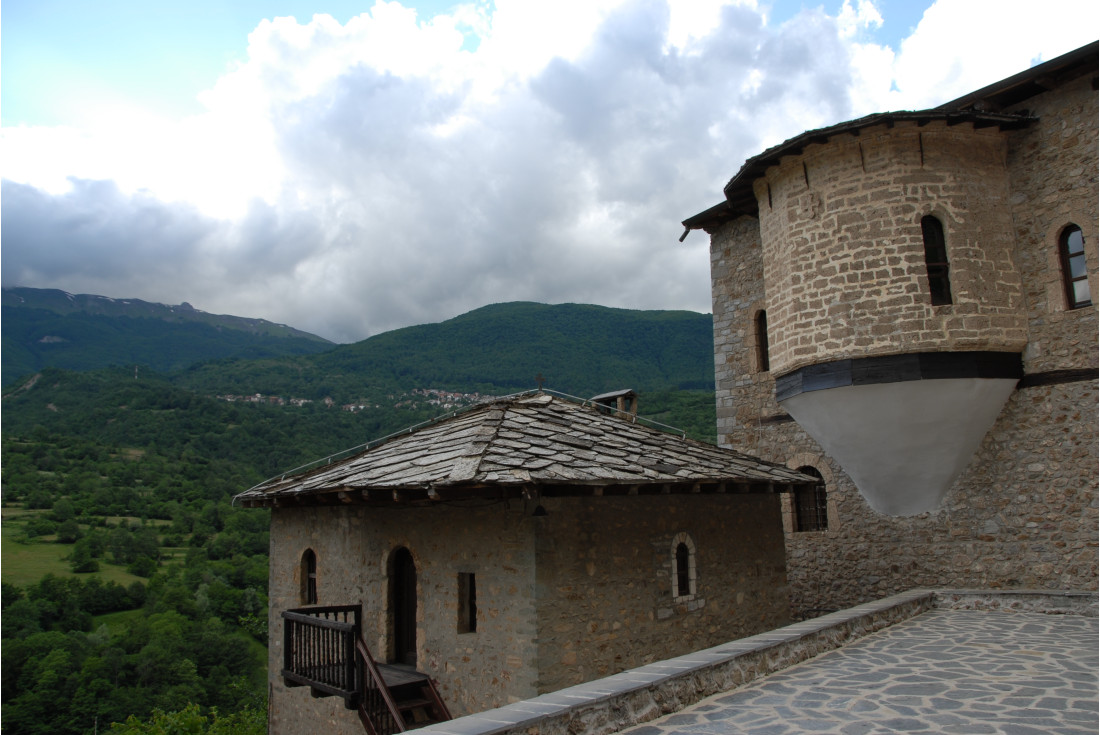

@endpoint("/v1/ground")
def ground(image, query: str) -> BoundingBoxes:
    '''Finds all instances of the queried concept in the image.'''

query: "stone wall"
[267,491,791,734]
[781,380,1098,613]
[755,120,1028,376]
[531,494,790,694]
[708,72,1099,616]
[267,501,540,734]
[1004,72,1099,373]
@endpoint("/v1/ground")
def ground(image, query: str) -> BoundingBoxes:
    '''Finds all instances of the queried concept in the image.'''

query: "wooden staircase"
[282,605,452,735]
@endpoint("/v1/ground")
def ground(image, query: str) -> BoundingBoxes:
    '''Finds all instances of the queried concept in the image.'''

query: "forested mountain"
[2,287,333,386]
[173,301,715,403]
[1,296,717,734]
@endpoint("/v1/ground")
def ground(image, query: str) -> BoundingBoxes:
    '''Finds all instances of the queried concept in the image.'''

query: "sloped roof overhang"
[680,110,1035,237]
[233,391,818,509]
[680,41,1099,240]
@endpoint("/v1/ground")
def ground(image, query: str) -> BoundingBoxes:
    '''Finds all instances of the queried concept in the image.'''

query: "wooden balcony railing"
[281,604,451,735]
[282,605,361,701]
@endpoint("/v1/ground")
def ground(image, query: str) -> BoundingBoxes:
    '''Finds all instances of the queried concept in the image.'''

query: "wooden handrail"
[281,603,450,734]
[355,636,406,735]
[421,677,453,722]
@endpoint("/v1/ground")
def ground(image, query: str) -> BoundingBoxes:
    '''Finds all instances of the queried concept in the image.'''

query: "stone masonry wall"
[708,74,1099,616]
[755,121,1028,376]
[267,492,791,734]
[531,494,790,695]
[267,502,539,735]
[711,215,774,448]
[1003,72,1099,374]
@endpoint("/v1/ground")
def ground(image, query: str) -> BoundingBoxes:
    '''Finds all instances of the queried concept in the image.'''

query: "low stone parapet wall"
[933,588,1098,615]
[417,589,1097,735]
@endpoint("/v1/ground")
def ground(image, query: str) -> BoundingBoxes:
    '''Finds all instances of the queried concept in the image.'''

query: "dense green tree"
[56,519,83,544]
[69,542,100,573]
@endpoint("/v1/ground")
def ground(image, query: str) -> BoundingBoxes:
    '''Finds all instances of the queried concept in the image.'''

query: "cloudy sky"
[2,0,1096,343]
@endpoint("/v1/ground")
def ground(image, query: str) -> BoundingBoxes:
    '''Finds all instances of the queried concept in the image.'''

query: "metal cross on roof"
[535,373,546,389]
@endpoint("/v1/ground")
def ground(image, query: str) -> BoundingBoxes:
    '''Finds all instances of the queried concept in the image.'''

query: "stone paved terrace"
[618,606,1097,735]
[418,590,1097,735]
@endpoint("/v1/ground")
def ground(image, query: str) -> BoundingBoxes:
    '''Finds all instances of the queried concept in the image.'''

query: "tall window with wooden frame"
[756,310,770,372]
[921,215,952,306]
[1060,224,1092,309]
[301,548,318,605]
[793,466,828,533]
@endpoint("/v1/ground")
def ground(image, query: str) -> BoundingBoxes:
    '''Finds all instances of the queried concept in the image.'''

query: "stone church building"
[236,391,815,734]
[681,41,1098,614]
[242,42,1097,735]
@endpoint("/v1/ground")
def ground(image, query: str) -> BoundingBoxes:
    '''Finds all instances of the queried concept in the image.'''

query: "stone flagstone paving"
[618,609,1098,735]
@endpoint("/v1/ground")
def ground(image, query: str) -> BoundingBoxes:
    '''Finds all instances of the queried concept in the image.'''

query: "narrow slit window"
[458,573,477,634]
[301,549,318,605]
[756,310,770,372]
[675,543,690,597]
[670,532,696,601]
[793,467,828,533]
[1060,225,1092,309]
[921,216,952,305]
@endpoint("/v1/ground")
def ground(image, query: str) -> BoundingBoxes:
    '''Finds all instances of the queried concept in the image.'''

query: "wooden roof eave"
[243,475,814,509]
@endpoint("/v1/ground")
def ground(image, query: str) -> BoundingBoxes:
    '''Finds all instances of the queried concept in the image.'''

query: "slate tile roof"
[235,392,815,507]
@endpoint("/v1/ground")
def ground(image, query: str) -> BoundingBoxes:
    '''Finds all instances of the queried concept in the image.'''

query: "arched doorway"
[390,547,417,665]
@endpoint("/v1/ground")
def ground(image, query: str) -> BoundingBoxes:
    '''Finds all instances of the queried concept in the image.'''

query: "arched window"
[670,532,696,600]
[301,549,318,605]
[1060,225,1092,309]
[756,310,770,372]
[675,543,691,597]
[793,466,828,532]
[921,216,952,306]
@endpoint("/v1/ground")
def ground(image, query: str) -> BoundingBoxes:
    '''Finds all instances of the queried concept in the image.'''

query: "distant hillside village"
[216,388,491,412]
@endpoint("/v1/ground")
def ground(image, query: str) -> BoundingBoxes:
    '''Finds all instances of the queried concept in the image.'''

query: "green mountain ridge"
[3,298,719,467]
[2,287,334,386]
[175,301,716,401]
[2,287,330,339]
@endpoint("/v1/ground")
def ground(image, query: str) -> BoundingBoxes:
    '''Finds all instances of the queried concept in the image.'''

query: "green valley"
[1,297,717,734]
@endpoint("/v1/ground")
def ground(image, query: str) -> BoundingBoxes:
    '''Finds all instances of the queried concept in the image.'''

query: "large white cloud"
[2,0,1096,343]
